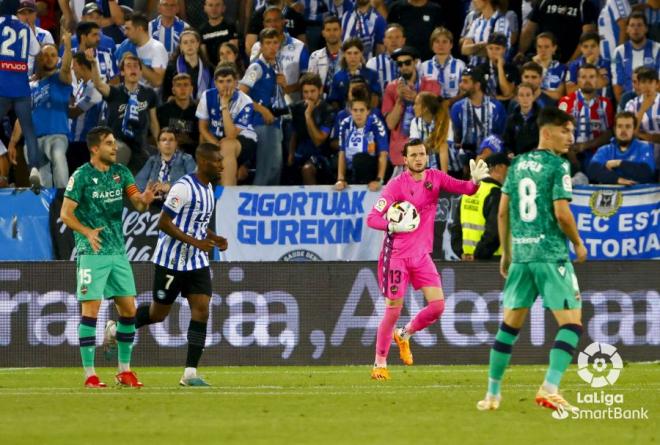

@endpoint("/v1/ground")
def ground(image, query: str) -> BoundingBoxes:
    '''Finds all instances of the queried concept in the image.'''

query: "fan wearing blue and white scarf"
[174,30,211,100]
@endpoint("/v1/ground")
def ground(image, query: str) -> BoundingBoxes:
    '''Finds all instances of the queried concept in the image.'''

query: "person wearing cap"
[451,152,510,260]
[476,32,519,105]
[450,66,507,171]
[67,3,118,52]
[16,0,54,75]
[59,0,125,32]
[382,45,440,177]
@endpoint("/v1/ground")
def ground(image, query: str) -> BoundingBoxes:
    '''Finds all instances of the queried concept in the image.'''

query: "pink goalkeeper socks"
[406,299,445,334]
[375,305,403,365]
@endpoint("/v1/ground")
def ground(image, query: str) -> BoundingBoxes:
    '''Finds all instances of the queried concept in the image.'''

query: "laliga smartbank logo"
[552,342,649,421]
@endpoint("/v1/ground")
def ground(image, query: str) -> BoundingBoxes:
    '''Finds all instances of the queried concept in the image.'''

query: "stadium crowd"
[0,0,658,191]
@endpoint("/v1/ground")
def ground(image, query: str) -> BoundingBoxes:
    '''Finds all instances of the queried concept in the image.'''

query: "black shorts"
[237,135,257,168]
[153,264,212,305]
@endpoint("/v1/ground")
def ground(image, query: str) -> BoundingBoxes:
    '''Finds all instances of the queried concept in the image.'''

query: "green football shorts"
[76,255,137,301]
[502,262,582,310]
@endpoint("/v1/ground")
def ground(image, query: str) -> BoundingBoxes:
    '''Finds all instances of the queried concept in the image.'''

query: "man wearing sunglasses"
[382,46,440,176]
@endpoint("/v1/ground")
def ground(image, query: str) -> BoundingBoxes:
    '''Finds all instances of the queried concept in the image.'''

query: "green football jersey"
[501,150,573,263]
[64,163,136,256]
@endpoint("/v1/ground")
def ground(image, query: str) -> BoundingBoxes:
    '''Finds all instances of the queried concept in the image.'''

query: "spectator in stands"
[461,0,511,66]
[91,52,160,172]
[450,67,507,168]
[327,38,381,110]
[148,0,189,56]
[301,0,335,53]
[618,66,642,112]
[625,67,660,165]
[532,32,566,101]
[559,64,615,173]
[60,0,125,32]
[162,30,212,102]
[598,0,632,62]
[612,12,660,103]
[246,0,306,55]
[135,127,196,193]
[72,21,118,83]
[308,15,343,96]
[340,0,386,59]
[17,0,53,74]
[516,0,598,63]
[198,63,257,186]
[451,151,509,261]
[218,42,244,77]
[8,39,73,188]
[69,3,117,52]
[410,91,451,173]
[68,51,104,173]
[288,73,336,185]
[335,88,389,192]
[503,82,540,156]
[366,23,405,94]
[387,0,446,61]
[115,13,169,89]
[587,111,656,185]
[241,28,286,186]
[329,79,383,151]
[382,46,440,176]
[420,27,466,103]
[477,32,519,104]
[511,61,556,110]
[566,32,611,97]
[157,73,200,157]
[199,0,239,67]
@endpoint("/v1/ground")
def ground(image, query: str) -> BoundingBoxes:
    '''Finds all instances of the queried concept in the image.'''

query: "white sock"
[183,367,197,379]
[118,362,130,373]
[542,381,558,394]
[84,367,96,378]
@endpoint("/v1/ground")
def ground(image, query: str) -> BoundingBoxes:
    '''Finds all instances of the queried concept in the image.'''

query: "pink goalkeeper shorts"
[377,253,441,300]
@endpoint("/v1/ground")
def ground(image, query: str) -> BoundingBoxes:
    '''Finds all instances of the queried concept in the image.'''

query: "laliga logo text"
[553,342,648,421]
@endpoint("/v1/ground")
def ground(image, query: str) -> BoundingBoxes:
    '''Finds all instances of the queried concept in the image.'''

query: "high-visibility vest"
[460,181,502,256]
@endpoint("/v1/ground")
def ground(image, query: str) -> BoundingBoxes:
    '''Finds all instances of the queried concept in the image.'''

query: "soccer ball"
[386,201,420,232]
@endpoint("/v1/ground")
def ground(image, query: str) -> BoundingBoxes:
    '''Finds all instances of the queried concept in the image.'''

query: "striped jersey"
[420,55,466,99]
[154,174,215,271]
[70,79,103,142]
[148,15,188,55]
[365,53,398,93]
[625,92,660,154]
[302,0,333,22]
[558,91,614,144]
[465,11,511,65]
[0,16,40,98]
[308,47,342,94]
[598,0,631,61]
[341,7,386,59]
[540,60,567,91]
[611,40,660,91]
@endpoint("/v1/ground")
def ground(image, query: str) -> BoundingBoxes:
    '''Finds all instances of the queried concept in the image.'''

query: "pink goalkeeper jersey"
[367,169,478,259]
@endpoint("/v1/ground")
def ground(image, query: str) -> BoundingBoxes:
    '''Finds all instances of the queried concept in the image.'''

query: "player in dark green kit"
[477,108,588,413]
[60,126,157,388]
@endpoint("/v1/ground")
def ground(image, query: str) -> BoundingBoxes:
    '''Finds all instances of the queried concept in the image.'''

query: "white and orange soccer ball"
[386,201,420,232]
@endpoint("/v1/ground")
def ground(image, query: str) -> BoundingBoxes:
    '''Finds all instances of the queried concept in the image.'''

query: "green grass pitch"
[0,364,657,445]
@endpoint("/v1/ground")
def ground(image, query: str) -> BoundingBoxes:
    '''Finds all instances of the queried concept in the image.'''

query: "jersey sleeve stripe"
[126,184,139,197]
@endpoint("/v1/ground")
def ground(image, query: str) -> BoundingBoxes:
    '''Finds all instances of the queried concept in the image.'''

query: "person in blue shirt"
[327,37,381,110]
[240,27,286,186]
[588,111,657,185]
[335,88,389,192]
[0,13,42,189]
[8,35,73,188]
[67,21,118,84]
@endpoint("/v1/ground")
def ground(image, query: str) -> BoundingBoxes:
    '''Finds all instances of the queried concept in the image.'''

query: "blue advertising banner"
[0,188,56,260]
[571,185,660,260]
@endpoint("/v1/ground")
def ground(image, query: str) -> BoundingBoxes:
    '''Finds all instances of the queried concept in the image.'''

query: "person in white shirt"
[308,15,343,96]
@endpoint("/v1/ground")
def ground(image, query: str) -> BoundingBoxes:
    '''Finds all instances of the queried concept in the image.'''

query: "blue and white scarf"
[121,87,140,138]
[461,96,493,148]
[176,55,211,100]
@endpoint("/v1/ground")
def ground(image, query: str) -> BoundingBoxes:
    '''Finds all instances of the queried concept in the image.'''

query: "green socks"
[79,317,97,375]
[487,323,520,396]
[544,324,583,388]
[116,316,136,370]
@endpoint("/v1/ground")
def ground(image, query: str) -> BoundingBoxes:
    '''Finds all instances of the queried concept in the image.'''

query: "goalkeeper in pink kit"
[366,138,489,380]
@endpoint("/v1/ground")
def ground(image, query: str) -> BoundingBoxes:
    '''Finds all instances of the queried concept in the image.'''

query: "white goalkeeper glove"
[388,221,416,234]
[469,158,489,185]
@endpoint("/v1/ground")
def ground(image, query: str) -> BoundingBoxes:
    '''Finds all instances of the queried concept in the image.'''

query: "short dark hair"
[342,37,363,53]
[127,12,149,32]
[322,15,341,29]
[536,31,557,46]
[196,142,222,160]
[259,27,280,43]
[214,62,237,79]
[72,52,92,70]
[299,72,322,90]
[614,111,638,128]
[636,66,658,82]
[522,61,543,77]
[76,21,100,41]
[537,106,575,129]
[119,53,142,71]
[628,11,648,27]
[263,5,283,19]
[349,87,370,109]
[577,63,599,76]
[579,31,600,45]
[158,127,177,139]
[402,138,426,157]
[86,126,114,150]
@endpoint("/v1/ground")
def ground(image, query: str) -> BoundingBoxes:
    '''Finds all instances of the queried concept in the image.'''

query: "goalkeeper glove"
[469,158,489,184]
[388,221,416,234]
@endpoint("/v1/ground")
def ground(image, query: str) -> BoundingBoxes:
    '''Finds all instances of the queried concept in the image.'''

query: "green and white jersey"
[64,163,137,256]
[501,149,573,263]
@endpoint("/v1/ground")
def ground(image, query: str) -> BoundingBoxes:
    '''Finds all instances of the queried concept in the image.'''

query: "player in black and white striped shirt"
[107,143,226,386]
